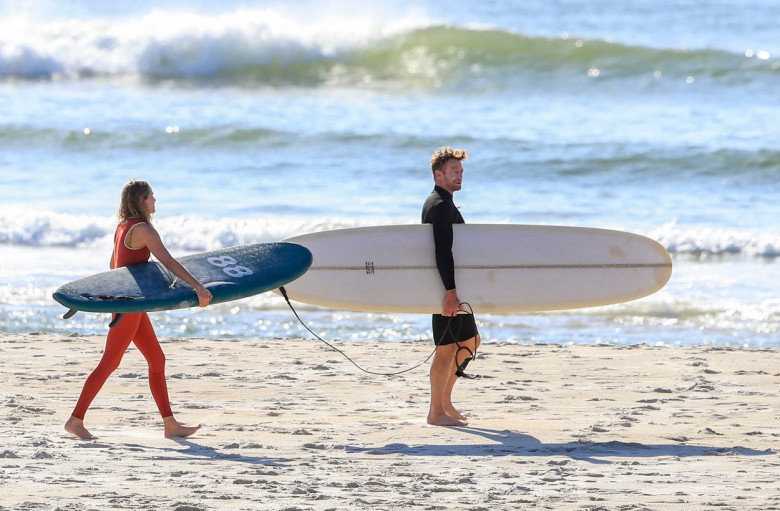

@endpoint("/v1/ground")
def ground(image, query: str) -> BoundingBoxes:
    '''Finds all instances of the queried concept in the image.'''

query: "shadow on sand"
[345,427,775,465]
[150,438,288,466]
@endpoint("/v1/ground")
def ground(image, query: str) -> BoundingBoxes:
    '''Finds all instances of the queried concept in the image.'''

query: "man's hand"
[442,289,462,317]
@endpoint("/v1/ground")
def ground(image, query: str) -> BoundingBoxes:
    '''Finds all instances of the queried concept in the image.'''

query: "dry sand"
[1,333,778,510]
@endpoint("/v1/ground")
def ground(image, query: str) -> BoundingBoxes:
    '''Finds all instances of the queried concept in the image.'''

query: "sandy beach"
[1,333,778,510]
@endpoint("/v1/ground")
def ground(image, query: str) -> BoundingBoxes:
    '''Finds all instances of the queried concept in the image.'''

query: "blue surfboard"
[52,243,312,321]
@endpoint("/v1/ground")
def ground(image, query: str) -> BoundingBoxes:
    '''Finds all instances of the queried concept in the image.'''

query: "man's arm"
[430,206,461,316]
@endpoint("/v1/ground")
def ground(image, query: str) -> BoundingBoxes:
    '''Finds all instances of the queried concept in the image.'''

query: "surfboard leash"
[277,286,478,377]
[451,302,480,380]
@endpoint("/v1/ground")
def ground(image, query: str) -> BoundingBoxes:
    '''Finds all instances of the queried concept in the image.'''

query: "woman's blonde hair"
[118,179,152,223]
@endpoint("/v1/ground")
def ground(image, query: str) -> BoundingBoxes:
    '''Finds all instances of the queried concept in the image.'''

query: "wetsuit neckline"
[433,185,454,202]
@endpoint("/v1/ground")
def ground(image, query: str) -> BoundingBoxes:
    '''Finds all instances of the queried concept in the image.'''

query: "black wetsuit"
[422,186,477,345]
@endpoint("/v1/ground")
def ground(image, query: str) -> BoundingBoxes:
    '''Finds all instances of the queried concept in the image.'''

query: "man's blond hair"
[430,146,468,174]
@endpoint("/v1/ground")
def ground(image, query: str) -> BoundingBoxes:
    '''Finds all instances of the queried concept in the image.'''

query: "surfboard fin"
[108,313,125,328]
[62,309,78,320]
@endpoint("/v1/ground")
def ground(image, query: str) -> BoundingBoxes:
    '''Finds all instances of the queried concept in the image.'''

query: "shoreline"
[1,334,778,510]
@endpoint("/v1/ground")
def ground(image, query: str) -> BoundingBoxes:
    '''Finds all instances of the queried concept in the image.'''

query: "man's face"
[435,159,464,194]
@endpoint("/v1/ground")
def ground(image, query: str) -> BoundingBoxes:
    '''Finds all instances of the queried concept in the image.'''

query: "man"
[422,146,481,427]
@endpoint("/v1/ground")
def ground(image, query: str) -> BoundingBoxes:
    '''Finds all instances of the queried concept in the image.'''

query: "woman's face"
[141,188,156,216]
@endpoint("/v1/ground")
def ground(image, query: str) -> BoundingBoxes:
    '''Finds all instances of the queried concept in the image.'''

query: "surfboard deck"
[53,242,312,315]
[277,224,672,314]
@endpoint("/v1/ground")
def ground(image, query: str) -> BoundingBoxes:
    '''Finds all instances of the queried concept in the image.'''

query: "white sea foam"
[0,6,431,80]
[649,220,779,258]
[1,210,776,257]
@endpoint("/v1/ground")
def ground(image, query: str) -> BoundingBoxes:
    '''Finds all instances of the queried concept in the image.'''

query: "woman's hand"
[195,285,212,307]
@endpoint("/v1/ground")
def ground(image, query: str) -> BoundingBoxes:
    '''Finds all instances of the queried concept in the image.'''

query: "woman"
[65,179,212,439]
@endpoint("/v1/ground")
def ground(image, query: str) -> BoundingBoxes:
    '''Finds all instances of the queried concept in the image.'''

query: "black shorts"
[432,313,478,346]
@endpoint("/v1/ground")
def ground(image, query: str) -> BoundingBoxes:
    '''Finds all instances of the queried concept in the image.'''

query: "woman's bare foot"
[64,416,96,439]
[163,416,201,438]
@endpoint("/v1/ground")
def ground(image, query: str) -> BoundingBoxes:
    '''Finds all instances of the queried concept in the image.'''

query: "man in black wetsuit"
[422,146,481,427]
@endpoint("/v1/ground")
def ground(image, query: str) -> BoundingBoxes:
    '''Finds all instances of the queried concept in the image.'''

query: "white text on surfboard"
[207,256,254,278]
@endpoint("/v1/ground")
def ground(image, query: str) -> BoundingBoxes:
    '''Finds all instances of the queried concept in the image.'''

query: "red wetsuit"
[71,218,173,419]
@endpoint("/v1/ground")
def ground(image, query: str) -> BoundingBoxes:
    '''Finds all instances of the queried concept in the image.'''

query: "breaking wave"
[1,9,776,89]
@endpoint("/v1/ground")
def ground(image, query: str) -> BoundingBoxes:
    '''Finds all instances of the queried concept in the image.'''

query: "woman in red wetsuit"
[65,179,212,439]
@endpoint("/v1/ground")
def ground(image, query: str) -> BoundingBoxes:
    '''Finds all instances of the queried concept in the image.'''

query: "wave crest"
[1,9,775,87]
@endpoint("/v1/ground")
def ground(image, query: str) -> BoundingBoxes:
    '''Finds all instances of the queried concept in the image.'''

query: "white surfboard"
[278,224,672,314]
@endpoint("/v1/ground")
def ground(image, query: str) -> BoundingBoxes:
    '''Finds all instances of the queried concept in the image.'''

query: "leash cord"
[278,286,474,377]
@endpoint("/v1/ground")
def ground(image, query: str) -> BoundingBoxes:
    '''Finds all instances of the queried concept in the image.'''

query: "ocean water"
[1,0,778,348]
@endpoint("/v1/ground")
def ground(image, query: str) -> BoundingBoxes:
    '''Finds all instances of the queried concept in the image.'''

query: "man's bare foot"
[163,416,201,438]
[444,405,467,421]
[427,412,467,427]
[65,416,96,439]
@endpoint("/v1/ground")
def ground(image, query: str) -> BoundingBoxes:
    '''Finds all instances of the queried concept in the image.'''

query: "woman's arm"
[130,224,212,307]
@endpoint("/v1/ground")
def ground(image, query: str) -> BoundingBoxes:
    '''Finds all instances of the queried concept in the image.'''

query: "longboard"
[53,243,312,322]
[277,224,672,313]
